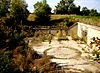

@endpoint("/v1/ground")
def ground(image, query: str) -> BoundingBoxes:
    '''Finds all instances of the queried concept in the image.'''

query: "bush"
[0,50,13,73]
[34,1,51,26]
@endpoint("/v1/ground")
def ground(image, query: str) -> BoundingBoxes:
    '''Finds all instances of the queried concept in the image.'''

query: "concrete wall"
[77,22,100,45]
[88,28,100,45]
[68,24,78,39]
[77,23,88,42]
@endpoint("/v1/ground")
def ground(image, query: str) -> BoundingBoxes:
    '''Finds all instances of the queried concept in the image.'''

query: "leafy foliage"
[89,9,98,16]
[81,7,99,16]
[10,0,29,24]
[54,0,100,16]
[0,0,62,72]
[0,50,13,73]
[55,0,80,14]
[0,0,8,17]
[81,7,90,16]
[34,0,51,26]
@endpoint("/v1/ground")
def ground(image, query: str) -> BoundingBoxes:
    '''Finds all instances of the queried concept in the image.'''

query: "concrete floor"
[32,36,100,73]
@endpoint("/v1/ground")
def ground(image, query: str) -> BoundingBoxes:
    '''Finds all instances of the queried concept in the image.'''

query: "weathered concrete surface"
[77,22,100,45]
[32,36,100,73]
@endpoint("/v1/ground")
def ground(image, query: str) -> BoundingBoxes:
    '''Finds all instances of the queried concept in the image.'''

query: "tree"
[10,0,29,24]
[81,7,90,16]
[43,0,47,4]
[89,9,98,16]
[54,0,80,14]
[34,0,51,26]
[0,0,10,17]
[67,4,77,14]
[81,7,99,16]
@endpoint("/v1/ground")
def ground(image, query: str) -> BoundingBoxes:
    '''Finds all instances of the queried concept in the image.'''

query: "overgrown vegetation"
[50,14,100,27]
[0,50,13,73]
[0,0,64,72]
[54,0,80,15]
[90,37,100,60]
[0,0,100,72]
[54,0,100,16]
[34,0,51,26]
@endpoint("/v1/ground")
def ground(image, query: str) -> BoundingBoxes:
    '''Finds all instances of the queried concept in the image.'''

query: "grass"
[50,14,68,20]
[51,14,100,27]
[74,15,100,27]
[28,14,100,27]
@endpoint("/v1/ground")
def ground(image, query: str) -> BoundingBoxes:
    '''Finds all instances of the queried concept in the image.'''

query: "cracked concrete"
[32,36,100,73]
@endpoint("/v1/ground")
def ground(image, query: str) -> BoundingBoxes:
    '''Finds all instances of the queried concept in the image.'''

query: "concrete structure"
[78,22,100,45]
[68,22,100,45]
[68,23,78,39]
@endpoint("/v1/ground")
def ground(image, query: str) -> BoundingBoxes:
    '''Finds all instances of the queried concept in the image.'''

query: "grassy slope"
[51,14,100,27]
[28,14,100,27]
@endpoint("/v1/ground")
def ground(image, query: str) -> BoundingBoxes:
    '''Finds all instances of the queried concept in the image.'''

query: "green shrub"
[0,50,13,73]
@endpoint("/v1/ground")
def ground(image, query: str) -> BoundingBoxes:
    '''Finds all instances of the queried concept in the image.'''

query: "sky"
[25,0,100,13]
